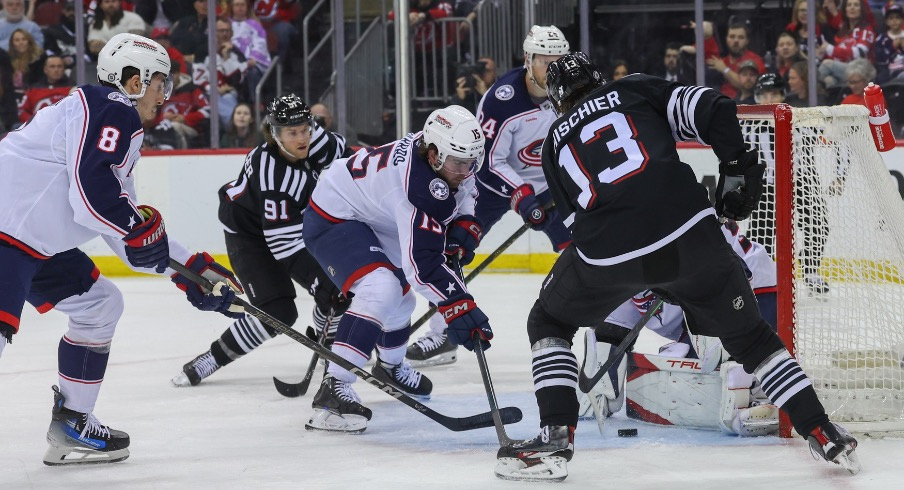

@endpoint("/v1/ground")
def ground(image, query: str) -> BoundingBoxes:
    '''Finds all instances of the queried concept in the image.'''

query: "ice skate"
[805,274,830,296]
[808,422,860,474]
[495,425,575,482]
[372,357,433,399]
[171,350,221,387]
[406,331,458,367]
[305,375,372,433]
[43,386,129,466]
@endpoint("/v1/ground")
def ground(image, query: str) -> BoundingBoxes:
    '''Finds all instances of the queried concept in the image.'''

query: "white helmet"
[523,25,570,57]
[97,33,173,100]
[422,105,485,172]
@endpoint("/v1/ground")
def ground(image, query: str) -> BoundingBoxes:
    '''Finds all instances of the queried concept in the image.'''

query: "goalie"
[579,219,779,437]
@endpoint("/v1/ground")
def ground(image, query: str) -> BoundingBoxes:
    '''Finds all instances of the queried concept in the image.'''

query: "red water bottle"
[864,83,895,152]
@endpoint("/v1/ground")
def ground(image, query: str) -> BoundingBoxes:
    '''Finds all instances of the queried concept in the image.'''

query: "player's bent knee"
[258,297,299,331]
[346,268,408,324]
[527,300,579,345]
[62,276,124,344]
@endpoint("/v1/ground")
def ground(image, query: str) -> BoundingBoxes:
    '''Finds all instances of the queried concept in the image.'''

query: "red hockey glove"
[123,205,169,273]
[172,252,245,318]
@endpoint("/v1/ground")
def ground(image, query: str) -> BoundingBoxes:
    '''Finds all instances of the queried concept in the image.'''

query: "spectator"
[0,49,18,134]
[18,55,73,123]
[253,0,299,68]
[88,0,148,55]
[134,0,195,30]
[454,0,478,36]
[655,42,684,82]
[220,101,258,148]
[0,0,44,50]
[785,60,824,106]
[388,1,455,54]
[227,0,270,94]
[840,57,877,104]
[772,31,806,81]
[151,27,187,74]
[8,28,44,101]
[154,69,209,148]
[194,18,249,127]
[610,59,629,80]
[736,60,759,104]
[170,0,209,62]
[787,0,833,55]
[817,0,877,89]
[450,56,495,114]
[42,1,78,73]
[874,3,904,83]
[707,19,765,99]
[310,102,358,147]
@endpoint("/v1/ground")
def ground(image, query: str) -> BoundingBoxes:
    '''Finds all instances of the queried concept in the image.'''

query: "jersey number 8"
[97,126,121,153]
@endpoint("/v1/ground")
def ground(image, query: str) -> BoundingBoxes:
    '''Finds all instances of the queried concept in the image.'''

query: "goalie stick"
[170,259,523,432]
[410,203,555,334]
[272,324,329,398]
[578,296,665,393]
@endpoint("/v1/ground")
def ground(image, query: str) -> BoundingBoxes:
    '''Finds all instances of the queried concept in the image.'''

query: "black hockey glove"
[511,184,550,231]
[445,215,482,266]
[715,150,765,221]
[309,276,351,316]
[172,252,245,318]
[437,294,493,351]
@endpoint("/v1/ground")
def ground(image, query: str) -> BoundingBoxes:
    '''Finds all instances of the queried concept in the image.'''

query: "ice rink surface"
[2,273,902,489]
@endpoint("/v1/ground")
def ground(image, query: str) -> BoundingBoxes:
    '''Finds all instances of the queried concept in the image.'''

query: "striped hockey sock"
[531,337,580,427]
[755,349,829,434]
[211,313,275,366]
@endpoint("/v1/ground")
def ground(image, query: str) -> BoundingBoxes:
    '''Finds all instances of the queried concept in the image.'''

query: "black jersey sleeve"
[306,123,347,173]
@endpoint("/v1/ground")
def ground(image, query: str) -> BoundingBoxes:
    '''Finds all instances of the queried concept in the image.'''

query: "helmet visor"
[442,155,480,177]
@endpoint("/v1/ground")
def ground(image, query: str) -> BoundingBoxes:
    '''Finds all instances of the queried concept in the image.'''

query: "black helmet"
[754,73,786,95]
[546,52,605,115]
[267,94,312,127]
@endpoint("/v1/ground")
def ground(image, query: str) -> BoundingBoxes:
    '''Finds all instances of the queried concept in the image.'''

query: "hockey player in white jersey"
[0,33,242,465]
[579,220,780,437]
[302,105,493,432]
[407,25,571,368]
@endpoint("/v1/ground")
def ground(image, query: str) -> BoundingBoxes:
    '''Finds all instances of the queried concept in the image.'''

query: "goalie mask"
[523,25,570,90]
[421,105,485,180]
[97,33,173,101]
[266,94,314,159]
[546,52,606,116]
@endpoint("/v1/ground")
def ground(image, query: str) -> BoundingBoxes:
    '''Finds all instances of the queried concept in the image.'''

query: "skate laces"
[416,332,446,352]
[192,352,220,379]
[79,413,110,440]
[392,361,422,388]
[334,379,363,404]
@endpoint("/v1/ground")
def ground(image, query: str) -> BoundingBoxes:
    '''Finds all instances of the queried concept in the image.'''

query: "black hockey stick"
[171,259,523,432]
[409,203,555,335]
[577,296,664,393]
[272,324,327,398]
[474,337,518,446]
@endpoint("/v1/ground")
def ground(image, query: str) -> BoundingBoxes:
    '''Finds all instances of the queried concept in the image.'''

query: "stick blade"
[272,376,304,398]
[444,406,523,432]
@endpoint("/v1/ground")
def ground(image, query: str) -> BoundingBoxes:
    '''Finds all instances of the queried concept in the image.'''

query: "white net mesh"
[738,104,904,433]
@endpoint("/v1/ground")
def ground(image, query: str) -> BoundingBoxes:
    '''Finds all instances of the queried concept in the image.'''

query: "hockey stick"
[272,323,328,398]
[409,203,555,334]
[474,338,518,446]
[577,296,664,393]
[170,259,523,432]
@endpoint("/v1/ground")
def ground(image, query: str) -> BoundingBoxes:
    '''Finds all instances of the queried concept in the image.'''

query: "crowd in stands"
[0,0,303,148]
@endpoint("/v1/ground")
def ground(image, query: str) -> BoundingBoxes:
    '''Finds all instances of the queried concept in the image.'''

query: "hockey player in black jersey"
[494,53,859,482]
[172,94,352,387]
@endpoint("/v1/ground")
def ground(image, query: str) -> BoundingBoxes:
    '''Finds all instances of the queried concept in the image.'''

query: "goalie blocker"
[625,352,778,437]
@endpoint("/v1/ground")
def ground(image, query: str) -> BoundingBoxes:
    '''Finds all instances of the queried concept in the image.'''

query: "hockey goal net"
[737,104,904,437]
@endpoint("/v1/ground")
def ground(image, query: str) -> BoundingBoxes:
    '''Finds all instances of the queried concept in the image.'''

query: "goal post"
[737,103,904,437]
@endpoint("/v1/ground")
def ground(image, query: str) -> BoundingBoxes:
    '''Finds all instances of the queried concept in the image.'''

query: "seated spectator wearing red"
[150,27,187,74]
[677,21,721,85]
[388,0,455,53]
[18,55,73,124]
[786,0,834,56]
[253,0,298,67]
[840,58,876,105]
[817,0,876,89]
[153,68,210,148]
[87,0,148,56]
[874,3,904,84]
[772,31,806,80]
[706,19,765,99]
[8,28,45,102]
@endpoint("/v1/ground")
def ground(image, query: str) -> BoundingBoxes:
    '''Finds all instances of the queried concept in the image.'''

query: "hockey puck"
[617,428,638,437]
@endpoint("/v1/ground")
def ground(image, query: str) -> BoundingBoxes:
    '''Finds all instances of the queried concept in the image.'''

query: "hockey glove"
[172,252,245,318]
[123,205,169,273]
[715,150,766,221]
[511,184,549,231]
[437,294,493,351]
[445,215,482,266]
[308,276,351,316]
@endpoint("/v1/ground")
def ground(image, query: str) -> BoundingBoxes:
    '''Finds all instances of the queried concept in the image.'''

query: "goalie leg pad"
[578,328,627,419]
[626,353,722,429]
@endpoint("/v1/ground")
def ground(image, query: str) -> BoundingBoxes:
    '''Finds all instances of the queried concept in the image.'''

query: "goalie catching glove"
[715,150,765,221]
[437,294,492,351]
[172,252,245,318]
[123,205,169,273]
[444,215,482,266]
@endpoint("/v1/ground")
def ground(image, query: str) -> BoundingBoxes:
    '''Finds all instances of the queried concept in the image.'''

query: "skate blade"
[170,372,193,387]
[405,352,457,368]
[43,444,129,466]
[736,405,779,437]
[494,457,568,482]
[305,409,368,434]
